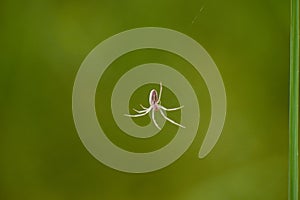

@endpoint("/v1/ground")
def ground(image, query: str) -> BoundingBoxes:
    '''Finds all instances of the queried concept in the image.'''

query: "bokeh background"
[0,0,290,199]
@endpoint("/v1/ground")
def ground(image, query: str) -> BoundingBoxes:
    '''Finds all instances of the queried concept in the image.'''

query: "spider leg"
[159,109,185,128]
[133,108,149,113]
[159,105,184,111]
[124,109,150,118]
[152,109,161,130]
[140,104,148,109]
[158,82,162,103]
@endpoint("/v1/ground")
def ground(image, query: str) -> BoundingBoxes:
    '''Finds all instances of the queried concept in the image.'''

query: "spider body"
[124,82,185,130]
[150,89,159,111]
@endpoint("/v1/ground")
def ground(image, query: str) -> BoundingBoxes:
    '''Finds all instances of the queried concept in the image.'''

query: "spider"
[124,82,185,130]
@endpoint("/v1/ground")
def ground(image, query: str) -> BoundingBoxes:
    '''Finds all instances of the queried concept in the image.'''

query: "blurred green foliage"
[0,0,289,199]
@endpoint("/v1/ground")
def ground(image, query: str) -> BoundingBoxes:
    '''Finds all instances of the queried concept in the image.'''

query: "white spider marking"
[124,82,185,130]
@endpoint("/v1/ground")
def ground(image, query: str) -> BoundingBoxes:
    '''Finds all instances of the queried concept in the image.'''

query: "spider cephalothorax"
[124,82,185,130]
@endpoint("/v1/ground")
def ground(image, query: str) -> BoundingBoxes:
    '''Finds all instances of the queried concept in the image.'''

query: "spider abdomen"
[149,89,158,105]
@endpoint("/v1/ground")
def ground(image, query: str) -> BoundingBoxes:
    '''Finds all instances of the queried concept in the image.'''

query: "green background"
[0,0,289,199]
